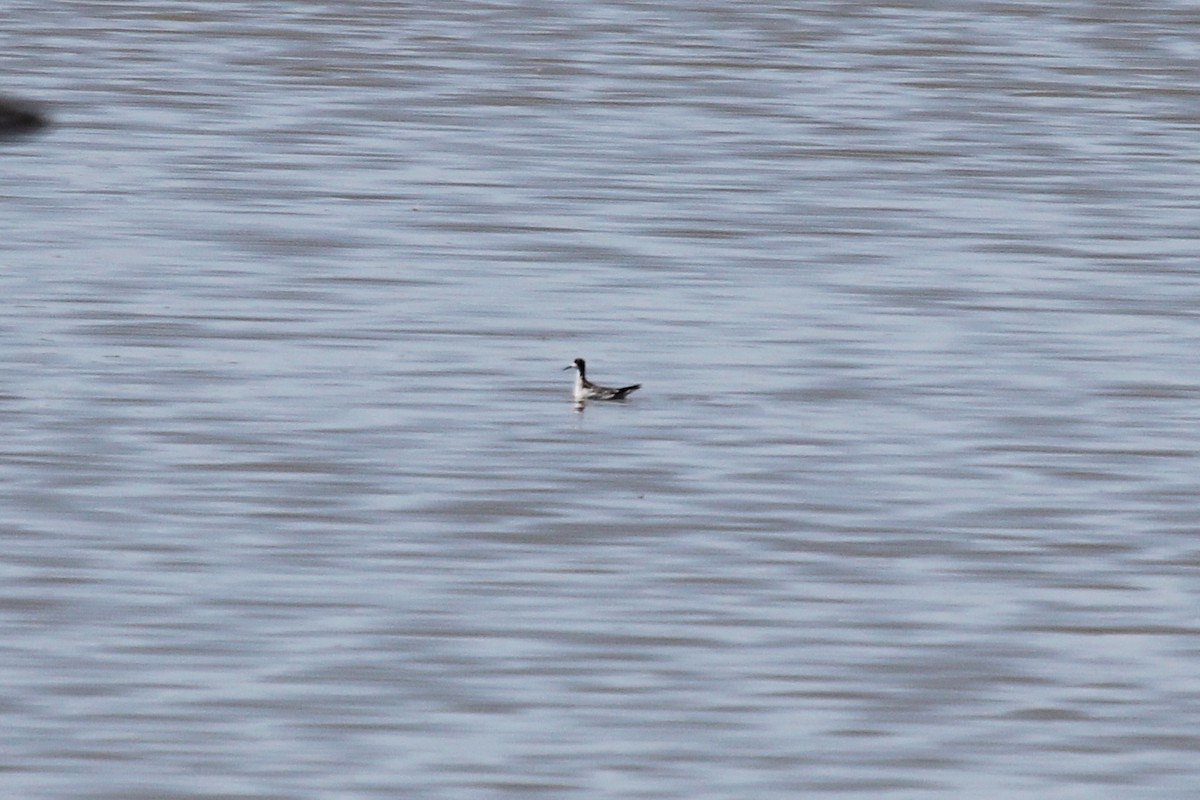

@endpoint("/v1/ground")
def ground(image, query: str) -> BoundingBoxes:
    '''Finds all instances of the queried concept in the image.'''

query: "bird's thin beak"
[562,365,573,371]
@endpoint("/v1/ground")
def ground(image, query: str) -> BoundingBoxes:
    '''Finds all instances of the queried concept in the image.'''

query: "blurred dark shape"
[0,96,49,140]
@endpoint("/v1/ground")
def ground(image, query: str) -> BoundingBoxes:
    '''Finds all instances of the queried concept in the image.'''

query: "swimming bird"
[564,358,640,402]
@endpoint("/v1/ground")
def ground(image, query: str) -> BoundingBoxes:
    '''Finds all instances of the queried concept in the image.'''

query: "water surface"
[3,2,1200,798]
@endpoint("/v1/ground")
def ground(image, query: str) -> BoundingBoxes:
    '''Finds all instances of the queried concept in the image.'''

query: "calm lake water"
[3,2,1200,797]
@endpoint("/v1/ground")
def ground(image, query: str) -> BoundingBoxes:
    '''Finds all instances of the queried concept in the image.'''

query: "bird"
[564,358,640,402]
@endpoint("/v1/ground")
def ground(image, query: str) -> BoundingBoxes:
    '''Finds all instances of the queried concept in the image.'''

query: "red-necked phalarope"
[564,358,641,402]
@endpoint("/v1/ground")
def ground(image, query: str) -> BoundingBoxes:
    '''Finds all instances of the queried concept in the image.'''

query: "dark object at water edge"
[0,97,49,139]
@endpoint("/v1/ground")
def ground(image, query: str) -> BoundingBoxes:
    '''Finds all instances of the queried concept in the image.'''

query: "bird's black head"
[563,358,586,374]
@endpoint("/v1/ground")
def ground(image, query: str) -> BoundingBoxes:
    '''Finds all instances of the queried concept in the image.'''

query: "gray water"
[4,2,1200,798]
